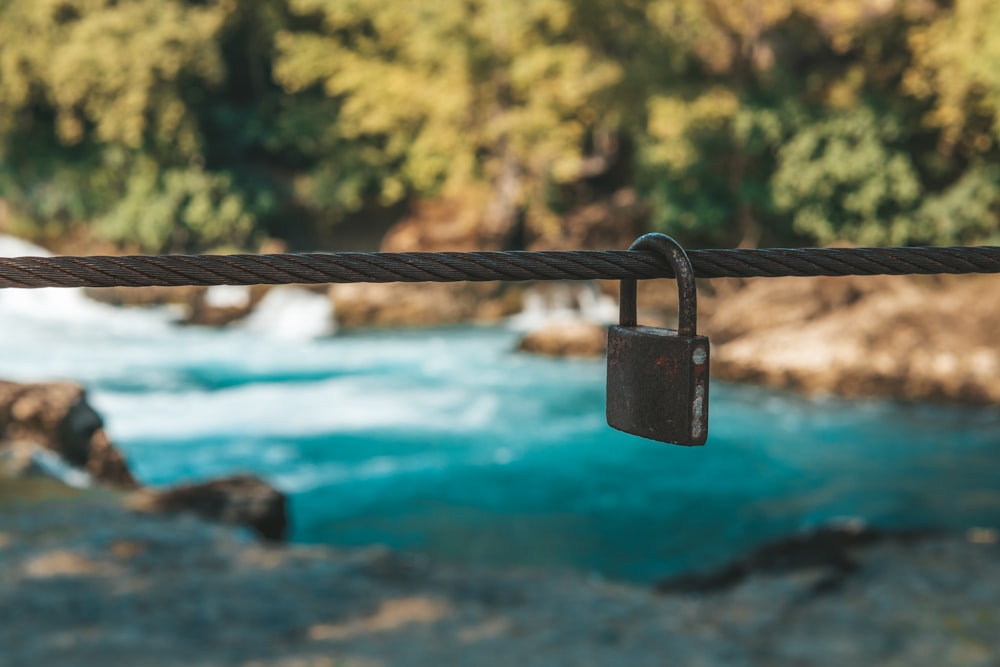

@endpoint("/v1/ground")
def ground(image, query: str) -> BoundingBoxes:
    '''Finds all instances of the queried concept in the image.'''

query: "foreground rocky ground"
[2,479,998,667]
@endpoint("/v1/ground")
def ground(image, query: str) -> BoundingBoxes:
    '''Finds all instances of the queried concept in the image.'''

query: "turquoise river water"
[2,285,999,582]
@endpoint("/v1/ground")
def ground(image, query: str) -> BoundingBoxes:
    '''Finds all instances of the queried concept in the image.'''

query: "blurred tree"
[629,0,939,246]
[1,0,999,252]
[771,106,922,245]
[274,0,623,247]
[0,0,259,251]
[98,156,256,252]
[906,0,1000,155]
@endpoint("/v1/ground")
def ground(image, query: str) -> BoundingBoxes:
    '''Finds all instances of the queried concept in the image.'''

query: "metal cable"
[1,245,999,289]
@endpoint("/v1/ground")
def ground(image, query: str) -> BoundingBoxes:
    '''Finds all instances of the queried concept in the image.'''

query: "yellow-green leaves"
[274,0,622,234]
[98,157,256,253]
[0,0,253,251]
[0,0,229,152]
[906,0,1000,153]
[2,0,1000,252]
[646,89,740,172]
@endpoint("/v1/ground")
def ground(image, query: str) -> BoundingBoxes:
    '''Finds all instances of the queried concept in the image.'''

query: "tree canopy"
[0,0,998,252]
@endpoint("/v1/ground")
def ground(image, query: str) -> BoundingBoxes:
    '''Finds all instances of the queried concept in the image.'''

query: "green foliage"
[640,93,789,245]
[0,0,228,154]
[0,0,242,251]
[1,0,1000,251]
[98,158,257,253]
[906,0,1000,153]
[772,107,922,245]
[623,0,1000,247]
[907,167,1000,245]
[273,0,623,235]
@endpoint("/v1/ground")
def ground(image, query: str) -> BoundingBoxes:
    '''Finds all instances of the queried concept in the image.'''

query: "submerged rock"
[127,475,287,542]
[512,282,617,358]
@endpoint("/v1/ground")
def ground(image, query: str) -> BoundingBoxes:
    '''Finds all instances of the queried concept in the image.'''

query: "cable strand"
[0,245,999,289]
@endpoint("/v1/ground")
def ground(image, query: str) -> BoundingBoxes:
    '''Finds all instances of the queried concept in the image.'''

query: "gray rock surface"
[1,482,997,667]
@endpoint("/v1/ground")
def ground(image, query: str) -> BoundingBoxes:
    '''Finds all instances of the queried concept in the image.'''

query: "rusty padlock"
[606,233,709,446]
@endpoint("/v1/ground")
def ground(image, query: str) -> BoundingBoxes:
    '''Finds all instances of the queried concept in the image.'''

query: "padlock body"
[606,325,710,446]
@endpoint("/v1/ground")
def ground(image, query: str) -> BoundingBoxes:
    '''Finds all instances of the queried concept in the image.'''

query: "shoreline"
[702,274,1000,406]
[319,273,1000,407]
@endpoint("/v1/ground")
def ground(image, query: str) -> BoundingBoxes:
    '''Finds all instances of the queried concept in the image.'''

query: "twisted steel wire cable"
[0,244,999,289]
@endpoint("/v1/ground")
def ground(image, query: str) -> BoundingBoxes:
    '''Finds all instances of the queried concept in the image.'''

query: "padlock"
[606,233,709,446]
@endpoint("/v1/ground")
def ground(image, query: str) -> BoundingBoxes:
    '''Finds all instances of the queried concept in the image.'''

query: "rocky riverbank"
[2,478,998,666]
[513,273,1000,405]
[703,274,1000,404]
[0,380,288,542]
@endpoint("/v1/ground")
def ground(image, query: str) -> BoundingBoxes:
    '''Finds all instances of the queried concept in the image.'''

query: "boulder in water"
[0,380,137,489]
[0,380,96,466]
[0,380,287,541]
[86,429,138,489]
[517,320,607,358]
[183,284,274,327]
[127,475,287,542]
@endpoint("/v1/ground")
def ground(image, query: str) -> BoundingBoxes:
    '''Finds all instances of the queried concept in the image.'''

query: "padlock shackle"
[620,234,697,336]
